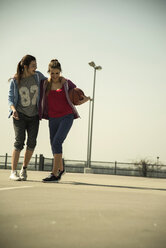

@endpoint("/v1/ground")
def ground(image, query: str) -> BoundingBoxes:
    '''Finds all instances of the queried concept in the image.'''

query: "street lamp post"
[157,156,159,165]
[86,97,92,168]
[87,61,102,168]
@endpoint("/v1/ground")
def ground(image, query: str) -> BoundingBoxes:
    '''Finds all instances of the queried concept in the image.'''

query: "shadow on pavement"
[60,181,166,191]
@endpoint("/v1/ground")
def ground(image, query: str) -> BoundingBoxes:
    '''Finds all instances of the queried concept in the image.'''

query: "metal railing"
[0,153,166,178]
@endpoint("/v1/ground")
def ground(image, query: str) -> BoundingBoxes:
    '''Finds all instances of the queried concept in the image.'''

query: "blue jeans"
[49,114,74,154]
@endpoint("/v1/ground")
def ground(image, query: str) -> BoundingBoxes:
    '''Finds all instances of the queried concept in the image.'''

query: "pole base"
[84,168,93,174]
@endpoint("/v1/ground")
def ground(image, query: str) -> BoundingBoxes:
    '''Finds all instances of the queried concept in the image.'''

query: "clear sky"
[0,0,166,164]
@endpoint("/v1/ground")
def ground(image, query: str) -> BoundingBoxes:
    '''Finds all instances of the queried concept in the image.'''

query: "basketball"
[68,88,85,105]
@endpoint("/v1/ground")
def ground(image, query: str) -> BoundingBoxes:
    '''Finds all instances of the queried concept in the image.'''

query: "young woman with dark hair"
[8,54,47,181]
[40,59,90,182]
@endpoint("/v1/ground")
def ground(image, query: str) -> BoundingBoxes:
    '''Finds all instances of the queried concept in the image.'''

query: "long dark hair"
[10,55,36,84]
[46,59,62,94]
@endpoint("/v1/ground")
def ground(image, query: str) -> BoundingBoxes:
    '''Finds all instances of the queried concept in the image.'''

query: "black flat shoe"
[42,173,60,183]
[58,169,65,180]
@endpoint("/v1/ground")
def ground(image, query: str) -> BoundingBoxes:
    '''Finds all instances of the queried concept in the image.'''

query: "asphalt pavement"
[0,169,166,248]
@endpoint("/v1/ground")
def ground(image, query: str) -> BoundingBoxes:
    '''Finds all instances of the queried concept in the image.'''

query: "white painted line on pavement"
[0,186,33,191]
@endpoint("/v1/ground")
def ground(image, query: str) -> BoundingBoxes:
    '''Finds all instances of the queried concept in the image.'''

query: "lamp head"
[89,61,96,68]
[95,66,102,70]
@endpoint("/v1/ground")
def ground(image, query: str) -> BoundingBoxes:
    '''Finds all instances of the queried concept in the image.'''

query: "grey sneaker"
[9,171,21,181]
[19,167,27,181]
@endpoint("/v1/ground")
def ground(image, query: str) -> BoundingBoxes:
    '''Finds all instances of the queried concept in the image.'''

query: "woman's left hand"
[77,95,91,105]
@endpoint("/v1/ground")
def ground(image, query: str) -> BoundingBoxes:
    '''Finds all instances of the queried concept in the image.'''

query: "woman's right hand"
[60,76,67,85]
[12,110,19,120]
